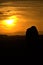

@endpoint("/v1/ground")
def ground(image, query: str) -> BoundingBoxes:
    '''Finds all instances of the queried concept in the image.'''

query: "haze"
[0,0,43,35]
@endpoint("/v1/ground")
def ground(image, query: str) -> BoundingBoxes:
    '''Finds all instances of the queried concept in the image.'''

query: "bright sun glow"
[6,19,14,25]
[2,16,18,27]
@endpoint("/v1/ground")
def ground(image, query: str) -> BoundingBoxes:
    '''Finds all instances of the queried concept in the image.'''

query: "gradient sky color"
[0,0,43,35]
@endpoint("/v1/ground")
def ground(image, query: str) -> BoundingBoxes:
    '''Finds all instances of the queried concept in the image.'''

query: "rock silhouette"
[0,26,43,56]
[26,26,39,48]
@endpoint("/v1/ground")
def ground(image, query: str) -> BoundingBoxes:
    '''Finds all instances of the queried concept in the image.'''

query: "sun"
[2,16,18,27]
[5,19,14,26]
[6,19,13,25]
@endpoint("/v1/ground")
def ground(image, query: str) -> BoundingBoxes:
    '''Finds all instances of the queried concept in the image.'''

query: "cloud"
[0,0,43,33]
[0,0,42,3]
[7,10,11,12]
[0,12,3,14]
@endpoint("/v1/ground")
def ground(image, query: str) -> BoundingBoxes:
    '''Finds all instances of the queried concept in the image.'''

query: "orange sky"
[0,1,43,35]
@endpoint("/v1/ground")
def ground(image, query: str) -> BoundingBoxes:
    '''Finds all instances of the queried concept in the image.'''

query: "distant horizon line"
[0,31,43,36]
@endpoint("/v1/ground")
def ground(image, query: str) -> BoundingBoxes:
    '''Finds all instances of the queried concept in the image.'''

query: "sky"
[0,0,43,35]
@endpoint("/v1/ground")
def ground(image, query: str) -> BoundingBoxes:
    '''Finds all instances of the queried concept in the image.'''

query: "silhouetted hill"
[0,26,43,48]
[0,26,43,56]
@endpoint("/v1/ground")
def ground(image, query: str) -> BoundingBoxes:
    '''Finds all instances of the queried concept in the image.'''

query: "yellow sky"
[0,1,43,35]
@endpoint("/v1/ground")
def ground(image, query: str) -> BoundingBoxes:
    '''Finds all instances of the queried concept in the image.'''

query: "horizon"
[0,31,43,36]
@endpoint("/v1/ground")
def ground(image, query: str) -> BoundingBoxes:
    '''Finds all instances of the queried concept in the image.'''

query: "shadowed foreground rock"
[26,26,39,48]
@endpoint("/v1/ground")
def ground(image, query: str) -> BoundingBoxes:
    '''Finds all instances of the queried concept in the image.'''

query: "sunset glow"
[2,16,18,27]
[5,19,14,25]
[0,1,43,35]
